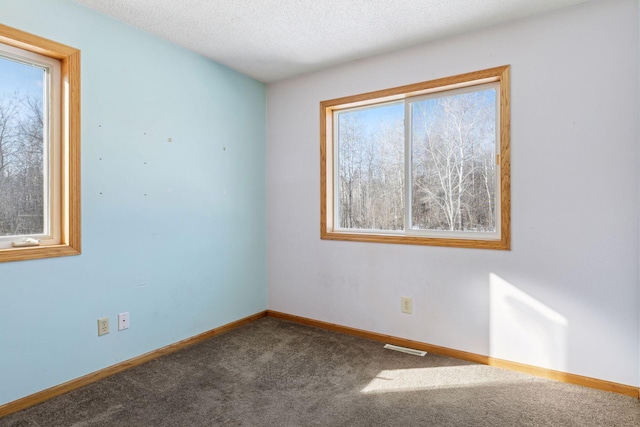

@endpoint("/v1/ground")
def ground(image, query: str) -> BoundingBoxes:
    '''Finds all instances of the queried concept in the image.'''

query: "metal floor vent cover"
[384,344,427,356]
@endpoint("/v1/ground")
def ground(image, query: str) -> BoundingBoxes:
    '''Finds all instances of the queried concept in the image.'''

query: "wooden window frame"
[0,24,81,262]
[320,65,510,250]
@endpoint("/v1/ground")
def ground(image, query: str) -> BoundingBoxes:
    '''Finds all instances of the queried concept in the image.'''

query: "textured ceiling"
[75,0,591,83]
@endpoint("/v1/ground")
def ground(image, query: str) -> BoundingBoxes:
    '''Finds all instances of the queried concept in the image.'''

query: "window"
[0,24,80,262]
[321,66,510,250]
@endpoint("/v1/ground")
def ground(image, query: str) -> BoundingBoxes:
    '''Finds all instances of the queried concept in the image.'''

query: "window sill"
[0,244,81,263]
[321,230,509,250]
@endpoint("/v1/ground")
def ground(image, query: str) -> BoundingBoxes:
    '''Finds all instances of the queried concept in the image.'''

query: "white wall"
[267,0,639,387]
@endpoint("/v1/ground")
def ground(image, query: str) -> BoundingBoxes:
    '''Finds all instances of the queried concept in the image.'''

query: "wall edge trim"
[266,310,640,399]
[0,311,268,418]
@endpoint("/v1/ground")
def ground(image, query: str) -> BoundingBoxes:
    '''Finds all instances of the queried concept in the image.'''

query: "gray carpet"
[1,317,639,426]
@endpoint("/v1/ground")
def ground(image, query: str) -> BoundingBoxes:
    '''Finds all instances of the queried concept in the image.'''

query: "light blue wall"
[0,0,267,405]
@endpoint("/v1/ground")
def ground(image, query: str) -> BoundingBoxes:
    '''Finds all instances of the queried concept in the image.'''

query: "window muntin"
[0,24,81,262]
[0,44,61,249]
[321,66,510,250]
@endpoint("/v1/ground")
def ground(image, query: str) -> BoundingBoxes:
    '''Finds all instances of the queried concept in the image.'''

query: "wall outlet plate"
[118,312,129,331]
[401,297,413,314]
[97,317,109,336]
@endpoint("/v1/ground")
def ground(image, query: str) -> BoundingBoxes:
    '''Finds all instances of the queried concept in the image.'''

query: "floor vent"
[384,344,427,356]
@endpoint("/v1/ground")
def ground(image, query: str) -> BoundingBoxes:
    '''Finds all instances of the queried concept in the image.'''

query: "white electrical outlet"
[118,312,130,331]
[97,317,109,336]
[401,297,413,314]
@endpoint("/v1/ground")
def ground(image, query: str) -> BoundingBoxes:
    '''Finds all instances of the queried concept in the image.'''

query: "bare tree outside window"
[0,56,45,238]
[337,103,404,231]
[411,88,497,233]
[335,88,497,235]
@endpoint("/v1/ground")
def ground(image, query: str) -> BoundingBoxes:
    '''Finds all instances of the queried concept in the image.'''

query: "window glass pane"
[0,54,46,237]
[411,87,497,233]
[336,102,404,231]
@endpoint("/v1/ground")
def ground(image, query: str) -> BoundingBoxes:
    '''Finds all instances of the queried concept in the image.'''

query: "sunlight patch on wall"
[489,273,568,370]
